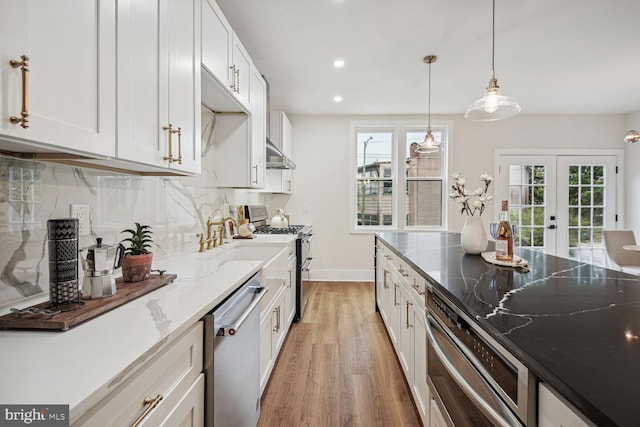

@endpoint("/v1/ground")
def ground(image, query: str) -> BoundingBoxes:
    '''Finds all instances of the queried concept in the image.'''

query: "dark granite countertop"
[377,231,640,427]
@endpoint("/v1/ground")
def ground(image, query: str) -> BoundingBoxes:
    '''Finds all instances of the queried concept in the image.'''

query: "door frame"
[494,148,626,254]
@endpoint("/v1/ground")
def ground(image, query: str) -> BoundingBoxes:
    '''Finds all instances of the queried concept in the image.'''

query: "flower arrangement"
[449,172,493,216]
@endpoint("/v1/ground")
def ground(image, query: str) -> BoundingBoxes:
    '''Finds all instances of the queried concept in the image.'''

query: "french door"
[496,155,617,265]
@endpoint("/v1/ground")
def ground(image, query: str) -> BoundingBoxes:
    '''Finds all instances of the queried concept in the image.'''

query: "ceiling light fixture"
[334,95,343,102]
[624,130,640,143]
[465,0,521,122]
[334,59,345,68]
[416,55,439,154]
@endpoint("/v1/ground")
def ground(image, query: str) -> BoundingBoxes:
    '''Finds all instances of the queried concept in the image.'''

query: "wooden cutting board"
[0,274,177,331]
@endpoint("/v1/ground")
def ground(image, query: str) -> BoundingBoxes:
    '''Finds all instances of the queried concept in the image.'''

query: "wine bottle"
[495,200,513,261]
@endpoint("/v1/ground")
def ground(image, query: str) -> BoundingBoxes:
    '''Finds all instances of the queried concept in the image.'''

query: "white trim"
[309,269,375,282]
[494,149,625,227]
[349,119,453,234]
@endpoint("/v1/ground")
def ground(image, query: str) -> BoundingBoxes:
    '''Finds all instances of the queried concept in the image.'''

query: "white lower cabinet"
[429,393,447,427]
[538,382,590,427]
[259,286,286,394]
[74,322,204,426]
[376,239,430,427]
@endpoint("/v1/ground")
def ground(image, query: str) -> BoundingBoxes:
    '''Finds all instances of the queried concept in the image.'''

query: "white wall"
[625,110,640,235]
[272,113,628,281]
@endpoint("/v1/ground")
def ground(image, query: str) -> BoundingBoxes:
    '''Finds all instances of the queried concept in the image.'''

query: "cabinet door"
[259,311,274,394]
[0,0,116,156]
[538,383,589,427]
[413,307,430,424]
[249,67,266,188]
[117,0,200,173]
[167,0,201,174]
[201,0,232,87]
[399,285,414,378]
[231,36,251,107]
[142,374,204,427]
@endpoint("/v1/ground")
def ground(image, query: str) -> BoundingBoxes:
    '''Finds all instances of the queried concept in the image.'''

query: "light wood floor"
[258,281,421,427]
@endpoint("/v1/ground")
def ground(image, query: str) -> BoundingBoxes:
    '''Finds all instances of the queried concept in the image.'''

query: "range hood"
[266,138,296,170]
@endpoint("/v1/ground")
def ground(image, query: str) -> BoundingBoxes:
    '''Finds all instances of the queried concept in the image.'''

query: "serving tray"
[481,252,530,271]
[0,273,176,331]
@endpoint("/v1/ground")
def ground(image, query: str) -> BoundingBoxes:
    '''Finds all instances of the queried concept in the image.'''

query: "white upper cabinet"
[201,0,251,112]
[117,0,201,175]
[201,0,232,89]
[212,66,265,188]
[0,0,116,157]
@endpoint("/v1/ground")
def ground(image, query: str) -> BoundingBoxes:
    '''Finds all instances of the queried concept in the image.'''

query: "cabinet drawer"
[75,322,203,426]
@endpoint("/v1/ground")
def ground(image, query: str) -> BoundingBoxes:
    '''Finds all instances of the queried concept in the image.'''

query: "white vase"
[460,216,488,255]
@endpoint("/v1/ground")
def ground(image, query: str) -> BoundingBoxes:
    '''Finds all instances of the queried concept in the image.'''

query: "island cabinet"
[0,0,116,158]
[116,0,202,175]
[74,322,204,427]
[375,239,430,425]
[538,383,591,427]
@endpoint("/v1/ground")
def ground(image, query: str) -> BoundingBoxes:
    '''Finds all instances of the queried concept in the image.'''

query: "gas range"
[253,225,306,235]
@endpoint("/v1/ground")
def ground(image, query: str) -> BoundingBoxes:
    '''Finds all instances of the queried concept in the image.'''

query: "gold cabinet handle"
[9,55,30,129]
[229,65,237,91]
[163,124,174,162]
[406,301,413,329]
[235,68,240,93]
[131,394,163,427]
[273,306,281,332]
[253,165,258,184]
[175,126,182,164]
[394,284,399,306]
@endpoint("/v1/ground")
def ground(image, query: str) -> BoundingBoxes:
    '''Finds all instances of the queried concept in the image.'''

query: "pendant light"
[624,130,640,144]
[465,0,521,121]
[416,55,439,154]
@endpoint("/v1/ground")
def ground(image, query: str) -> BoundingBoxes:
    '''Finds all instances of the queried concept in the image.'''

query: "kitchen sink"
[198,243,286,264]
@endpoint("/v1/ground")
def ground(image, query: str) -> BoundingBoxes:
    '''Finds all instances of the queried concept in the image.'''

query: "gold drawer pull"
[9,55,30,129]
[131,394,163,427]
[175,126,182,164]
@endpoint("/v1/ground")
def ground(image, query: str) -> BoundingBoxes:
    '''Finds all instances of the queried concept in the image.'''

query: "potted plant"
[121,222,153,282]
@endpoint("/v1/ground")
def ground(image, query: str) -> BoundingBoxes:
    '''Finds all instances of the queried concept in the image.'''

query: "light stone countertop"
[0,235,296,424]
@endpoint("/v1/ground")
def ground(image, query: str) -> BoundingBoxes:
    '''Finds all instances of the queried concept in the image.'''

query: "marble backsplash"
[0,149,266,313]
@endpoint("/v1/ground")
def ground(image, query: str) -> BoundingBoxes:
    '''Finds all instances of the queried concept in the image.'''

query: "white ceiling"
[216,0,640,116]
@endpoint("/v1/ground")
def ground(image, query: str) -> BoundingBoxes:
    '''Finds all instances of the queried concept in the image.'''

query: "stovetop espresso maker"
[80,237,125,299]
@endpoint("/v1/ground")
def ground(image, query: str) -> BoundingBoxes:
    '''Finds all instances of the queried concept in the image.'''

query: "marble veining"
[377,231,640,427]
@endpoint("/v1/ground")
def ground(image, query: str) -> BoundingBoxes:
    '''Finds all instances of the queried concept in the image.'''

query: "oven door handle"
[301,257,313,271]
[425,314,521,427]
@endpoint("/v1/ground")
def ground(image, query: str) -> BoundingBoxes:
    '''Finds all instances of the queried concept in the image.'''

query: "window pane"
[356,131,393,226]
[406,181,442,226]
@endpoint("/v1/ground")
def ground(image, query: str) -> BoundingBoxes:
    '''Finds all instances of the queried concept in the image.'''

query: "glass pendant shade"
[624,130,640,144]
[465,77,521,121]
[415,128,439,153]
[417,54,440,154]
[465,0,521,122]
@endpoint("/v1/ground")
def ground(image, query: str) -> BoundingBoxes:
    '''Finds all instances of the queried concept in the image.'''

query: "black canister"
[47,218,80,307]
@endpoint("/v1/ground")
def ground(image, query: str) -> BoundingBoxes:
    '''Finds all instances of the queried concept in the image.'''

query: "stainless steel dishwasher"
[204,272,267,427]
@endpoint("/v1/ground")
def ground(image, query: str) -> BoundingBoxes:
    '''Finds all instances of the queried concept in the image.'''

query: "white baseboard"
[308,269,374,282]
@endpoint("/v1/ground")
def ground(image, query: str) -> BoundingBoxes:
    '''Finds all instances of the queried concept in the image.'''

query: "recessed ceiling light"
[333,59,345,68]
[334,95,343,102]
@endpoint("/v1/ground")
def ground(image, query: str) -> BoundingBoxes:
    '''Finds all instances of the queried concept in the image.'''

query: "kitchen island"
[377,231,640,427]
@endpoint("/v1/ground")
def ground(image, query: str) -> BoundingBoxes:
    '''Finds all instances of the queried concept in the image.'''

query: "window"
[351,121,449,231]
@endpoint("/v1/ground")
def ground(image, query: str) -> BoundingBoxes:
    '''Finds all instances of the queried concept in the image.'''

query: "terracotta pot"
[121,253,153,282]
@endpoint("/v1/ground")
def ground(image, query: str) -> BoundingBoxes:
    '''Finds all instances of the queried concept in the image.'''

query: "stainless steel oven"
[426,288,535,426]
